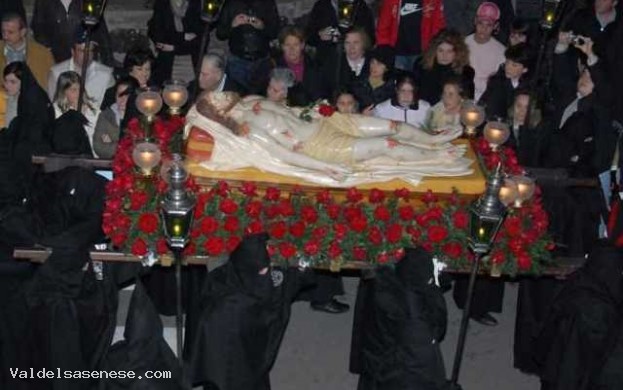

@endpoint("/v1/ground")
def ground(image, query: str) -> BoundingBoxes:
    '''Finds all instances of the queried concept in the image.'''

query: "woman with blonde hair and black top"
[52,71,100,156]
[413,29,475,105]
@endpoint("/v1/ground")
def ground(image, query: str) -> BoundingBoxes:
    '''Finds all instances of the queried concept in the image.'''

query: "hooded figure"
[350,247,449,390]
[0,167,113,390]
[536,242,623,390]
[99,281,185,390]
[186,233,313,390]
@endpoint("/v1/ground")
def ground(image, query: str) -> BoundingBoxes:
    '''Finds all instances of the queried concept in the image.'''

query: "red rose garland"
[103,115,555,275]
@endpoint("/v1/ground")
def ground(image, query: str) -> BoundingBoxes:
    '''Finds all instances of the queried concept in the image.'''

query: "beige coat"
[0,38,54,89]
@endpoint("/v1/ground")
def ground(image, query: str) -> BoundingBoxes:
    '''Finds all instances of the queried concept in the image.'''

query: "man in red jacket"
[376,0,445,71]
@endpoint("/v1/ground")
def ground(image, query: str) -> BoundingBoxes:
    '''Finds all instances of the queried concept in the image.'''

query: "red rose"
[264,187,281,201]
[223,216,240,232]
[215,181,229,197]
[334,223,348,240]
[349,216,368,232]
[118,214,132,229]
[219,199,238,214]
[245,200,263,218]
[422,190,438,204]
[190,228,201,239]
[226,236,242,252]
[516,251,532,270]
[328,241,342,258]
[318,104,336,117]
[185,176,200,193]
[546,242,556,251]
[415,213,431,227]
[452,210,469,230]
[407,226,421,243]
[279,242,297,258]
[289,221,306,238]
[504,216,522,237]
[326,204,341,220]
[422,242,433,252]
[346,188,363,203]
[240,182,258,197]
[474,138,491,155]
[246,220,264,234]
[312,226,328,240]
[442,241,462,259]
[129,191,148,210]
[353,247,367,261]
[111,232,127,247]
[184,241,197,256]
[425,207,443,222]
[398,205,415,221]
[200,217,219,235]
[491,250,505,265]
[269,221,288,239]
[131,239,148,256]
[137,213,159,234]
[264,205,281,219]
[368,226,383,245]
[394,188,410,201]
[301,205,318,223]
[368,188,386,203]
[394,248,405,260]
[377,252,390,264]
[343,205,363,221]
[156,238,169,255]
[277,199,295,217]
[303,240,320,256]
[156,179,168,194]
[386,224,403,243]
[373,205,391,222]
[427,225,448,243]
[316,190,332,204]
[508,237,524,255]
[485,153,502,170]
[204,236,225,256]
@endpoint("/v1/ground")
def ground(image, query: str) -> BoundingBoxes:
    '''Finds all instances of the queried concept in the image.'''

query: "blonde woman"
[426,78,464,132]
[53,71,101,155]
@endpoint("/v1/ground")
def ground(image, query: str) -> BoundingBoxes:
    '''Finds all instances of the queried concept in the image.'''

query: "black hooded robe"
[350,247,448,390]
[186,233,313,390]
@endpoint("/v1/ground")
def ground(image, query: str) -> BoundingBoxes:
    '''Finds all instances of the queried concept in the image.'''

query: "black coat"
[305,0,375,66]
[272,53,325,106]
[351,76,396,109]
[350,247,448,390]
[506,121,553,168]
[216,0,280,60]
[186,233,314,390]
[322,52,371,100]
[51,110,93,157]
[536,243,623,390]
[478,66,529,121]
[31,0,113,66]
[413,62,475,105]
[147,0,204,49]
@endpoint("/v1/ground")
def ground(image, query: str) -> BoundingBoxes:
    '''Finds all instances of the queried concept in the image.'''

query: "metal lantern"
[201,0,225,22]
[459,100,485,138]
[136,87,163,122]
[468,163,507,254]
[160,155,196,249]
[82,0,107,26]
[542,0,562,29]
[162,80,189,115]
[337,0,356,30]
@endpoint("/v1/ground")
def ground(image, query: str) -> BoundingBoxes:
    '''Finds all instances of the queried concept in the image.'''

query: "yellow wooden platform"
[186,139,486,199]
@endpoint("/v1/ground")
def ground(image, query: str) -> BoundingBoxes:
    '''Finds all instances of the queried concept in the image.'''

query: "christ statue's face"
[207,91,237,113]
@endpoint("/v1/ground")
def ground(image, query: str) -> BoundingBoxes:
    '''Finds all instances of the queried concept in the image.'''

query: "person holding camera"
[305,0,375,68]
[216,0,280,94]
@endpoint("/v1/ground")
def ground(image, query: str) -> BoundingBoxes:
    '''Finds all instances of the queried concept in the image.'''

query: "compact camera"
[569,33,585,46]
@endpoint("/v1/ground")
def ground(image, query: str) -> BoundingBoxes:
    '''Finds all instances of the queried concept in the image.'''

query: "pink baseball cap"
[476,2,501,23]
